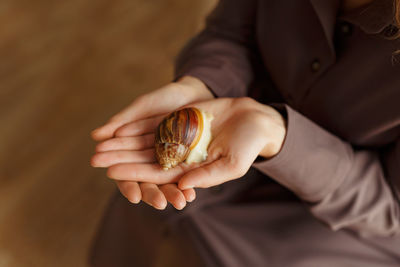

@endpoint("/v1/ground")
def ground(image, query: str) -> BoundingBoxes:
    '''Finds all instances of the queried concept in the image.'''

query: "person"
[89,0,400,266]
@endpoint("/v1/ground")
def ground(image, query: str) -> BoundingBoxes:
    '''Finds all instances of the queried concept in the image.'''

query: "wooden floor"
[0,1,215,266]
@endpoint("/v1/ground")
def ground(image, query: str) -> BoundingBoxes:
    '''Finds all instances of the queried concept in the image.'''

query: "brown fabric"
[90,0,400,266]
[175,0,400,237]
[89,190,206,267]
[338,0,395,33]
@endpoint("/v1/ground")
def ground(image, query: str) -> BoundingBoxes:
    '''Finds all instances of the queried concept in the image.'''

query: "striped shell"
[155,107,203,170]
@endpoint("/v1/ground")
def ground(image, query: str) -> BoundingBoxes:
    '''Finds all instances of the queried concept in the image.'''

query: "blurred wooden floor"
[0,1,215,266]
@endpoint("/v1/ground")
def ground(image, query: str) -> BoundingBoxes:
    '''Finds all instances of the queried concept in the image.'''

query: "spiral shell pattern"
[155,108,203,170]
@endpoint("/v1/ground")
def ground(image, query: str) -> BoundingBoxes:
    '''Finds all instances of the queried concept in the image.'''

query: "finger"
[116,181,142,204]
[111,85,190,123]
[182,188,196,202]
[140,182,167,210]
[181,98,234,120]
[159,184,186,210]
[91,149,155,167]
[178,157,247,190]
[91,85,189,141]
[91,97,149,141]
[114,115,164,137]
[107,162,189,184]
[95,134,155,152]
[91,120,125,141]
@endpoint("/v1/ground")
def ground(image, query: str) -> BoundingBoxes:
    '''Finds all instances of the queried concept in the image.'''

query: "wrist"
[176,76,215,101]
[231,98,287,159]
[258,105,287,159]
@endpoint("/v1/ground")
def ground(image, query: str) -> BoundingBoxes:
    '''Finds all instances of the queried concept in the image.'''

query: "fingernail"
[154,201,167,210]
[179,182,193,190]
[182,184,194,190]
[156,204,167,210]
[90,129,100,139]
[176,201,186,210]
[90,156,98,167]
[95,143,105,152]
[128,198,140,204]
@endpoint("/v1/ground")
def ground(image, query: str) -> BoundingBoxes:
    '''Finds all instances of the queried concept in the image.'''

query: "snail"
[155,107,214,170]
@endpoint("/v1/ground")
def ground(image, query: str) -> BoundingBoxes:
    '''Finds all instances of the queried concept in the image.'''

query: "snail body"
[155,107,213,170]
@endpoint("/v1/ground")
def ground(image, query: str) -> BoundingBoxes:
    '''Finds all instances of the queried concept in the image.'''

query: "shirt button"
[340,22,353,36]
[382,24,399,38]
[310,59,321,72]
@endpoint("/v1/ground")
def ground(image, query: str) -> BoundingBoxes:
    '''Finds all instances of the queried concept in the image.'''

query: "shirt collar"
[309,0,395,39]
[338,0,395,34]
[309,0,341,52]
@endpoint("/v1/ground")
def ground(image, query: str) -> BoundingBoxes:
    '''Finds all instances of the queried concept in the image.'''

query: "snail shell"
[155,107,213,170]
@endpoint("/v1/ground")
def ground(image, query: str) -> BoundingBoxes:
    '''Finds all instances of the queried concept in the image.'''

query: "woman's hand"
[97,97,286,192]
[91,76,214,142]
[91,76,214,210]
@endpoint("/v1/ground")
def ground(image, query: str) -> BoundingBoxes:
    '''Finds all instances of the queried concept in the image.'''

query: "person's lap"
[89,168,400,267]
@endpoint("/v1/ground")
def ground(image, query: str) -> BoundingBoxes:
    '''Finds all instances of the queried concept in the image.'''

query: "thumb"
[91,120,127,141]
[178,157,247,190]
[91,101,143,141]
[91,84,192,141]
